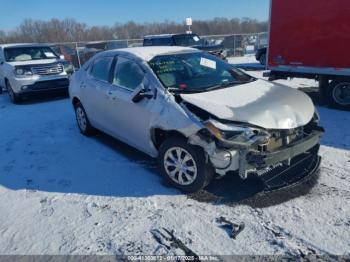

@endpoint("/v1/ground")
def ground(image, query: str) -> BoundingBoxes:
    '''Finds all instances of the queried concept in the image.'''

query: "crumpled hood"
[180,79,315,129]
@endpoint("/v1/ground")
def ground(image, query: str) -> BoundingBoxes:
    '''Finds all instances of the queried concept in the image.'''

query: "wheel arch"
[151,128,188,150]
[72,96,81,108]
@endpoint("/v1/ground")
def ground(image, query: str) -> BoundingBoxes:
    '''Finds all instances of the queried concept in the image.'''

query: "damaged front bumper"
[199,128,324,179]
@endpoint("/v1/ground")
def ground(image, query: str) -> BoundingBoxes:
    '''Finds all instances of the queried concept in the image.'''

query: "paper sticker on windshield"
[193,36,200,42]
[44,52,56,58]
[200,57,216,69]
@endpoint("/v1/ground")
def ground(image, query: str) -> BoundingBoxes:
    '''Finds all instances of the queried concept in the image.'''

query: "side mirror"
[132,84,154,103]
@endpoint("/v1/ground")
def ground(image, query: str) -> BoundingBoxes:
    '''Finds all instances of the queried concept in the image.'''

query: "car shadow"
[0,89,69,105]
[188,169,319,208]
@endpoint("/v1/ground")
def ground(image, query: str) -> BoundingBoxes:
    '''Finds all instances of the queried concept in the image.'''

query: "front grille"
[32,63,64,75]
[27,78,69,90]
[262,127,304,152]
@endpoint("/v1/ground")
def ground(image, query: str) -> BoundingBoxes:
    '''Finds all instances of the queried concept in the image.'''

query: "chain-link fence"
[50,32,267,69]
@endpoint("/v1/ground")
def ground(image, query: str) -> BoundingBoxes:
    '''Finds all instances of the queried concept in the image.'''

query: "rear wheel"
[6,80,21,104]
[158,137,214,193]
[74,102,96,136]
[329,81,350,110]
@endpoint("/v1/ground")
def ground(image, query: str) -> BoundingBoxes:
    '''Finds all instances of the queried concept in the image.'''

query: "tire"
[329,80,350,110]
[158,137,214,193]
[259,53,266,66]
[6,80,21,104]
[74,102,96,136]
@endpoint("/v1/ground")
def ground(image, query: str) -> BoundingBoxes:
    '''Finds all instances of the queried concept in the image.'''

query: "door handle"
[106,91,118,100]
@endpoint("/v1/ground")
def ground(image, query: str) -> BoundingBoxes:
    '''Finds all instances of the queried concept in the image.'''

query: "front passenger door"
[104,56,156,155]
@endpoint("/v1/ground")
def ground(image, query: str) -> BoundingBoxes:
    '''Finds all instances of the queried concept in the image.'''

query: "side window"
[90,57,114,82]
[153,38,173,46]
[113,57,144,91]
[143,39,152,46]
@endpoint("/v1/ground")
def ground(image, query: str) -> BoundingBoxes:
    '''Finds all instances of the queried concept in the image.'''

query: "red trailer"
[267,0,350,109]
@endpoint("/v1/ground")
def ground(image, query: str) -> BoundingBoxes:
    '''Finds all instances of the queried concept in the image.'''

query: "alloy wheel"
[76,106,87,131]
[163,147,198,186]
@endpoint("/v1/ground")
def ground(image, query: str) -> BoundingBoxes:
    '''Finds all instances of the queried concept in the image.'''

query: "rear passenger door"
[0,47,5,88]
[83,56,115,130]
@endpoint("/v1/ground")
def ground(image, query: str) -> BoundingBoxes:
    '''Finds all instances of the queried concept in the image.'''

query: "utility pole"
[186,18,192,34]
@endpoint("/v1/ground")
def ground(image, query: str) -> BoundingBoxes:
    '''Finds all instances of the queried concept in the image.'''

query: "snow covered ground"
[0,57,349,257]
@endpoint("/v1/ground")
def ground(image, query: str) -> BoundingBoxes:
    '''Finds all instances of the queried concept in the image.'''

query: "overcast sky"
[0,0,269,30]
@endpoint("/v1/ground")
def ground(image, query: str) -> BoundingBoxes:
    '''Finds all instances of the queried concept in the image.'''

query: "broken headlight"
[204,120,256,141]
[203,119,271,149]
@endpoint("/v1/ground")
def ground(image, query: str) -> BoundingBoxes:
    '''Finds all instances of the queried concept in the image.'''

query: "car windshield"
[149,52,255,93]
[4,46,58,62]
[173,34,202,47]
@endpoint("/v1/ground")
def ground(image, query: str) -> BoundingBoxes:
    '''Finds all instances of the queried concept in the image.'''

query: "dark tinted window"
[113,57,144,91]
[91,57,113,81]
[143,37,173,46]
[173,34,202,47]
[143,39,153,46]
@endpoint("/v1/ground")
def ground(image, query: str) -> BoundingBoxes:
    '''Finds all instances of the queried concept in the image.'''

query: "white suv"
[0,43,70,103]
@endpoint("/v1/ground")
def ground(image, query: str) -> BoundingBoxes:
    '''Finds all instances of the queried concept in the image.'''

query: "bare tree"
[0,18,268,44]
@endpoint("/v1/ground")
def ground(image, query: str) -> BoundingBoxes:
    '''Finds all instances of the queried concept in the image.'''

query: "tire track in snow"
[251,209,336,257]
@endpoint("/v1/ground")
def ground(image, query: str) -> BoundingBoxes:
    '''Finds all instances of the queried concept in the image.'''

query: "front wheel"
[329,81,350,110]
[158,137,214,193]
[6,81,21,104]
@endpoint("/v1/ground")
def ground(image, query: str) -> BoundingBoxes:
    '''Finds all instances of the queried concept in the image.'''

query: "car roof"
[144,34,174,39]
[0,43,51,49]
[143,33,197,39]
[108,46,200,61]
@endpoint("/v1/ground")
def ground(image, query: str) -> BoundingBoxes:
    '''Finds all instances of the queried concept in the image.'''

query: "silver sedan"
[69,46,324,193]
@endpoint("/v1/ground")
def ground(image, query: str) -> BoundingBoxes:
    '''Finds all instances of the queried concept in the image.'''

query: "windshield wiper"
[167,87,199,94]
[204,79,255,92]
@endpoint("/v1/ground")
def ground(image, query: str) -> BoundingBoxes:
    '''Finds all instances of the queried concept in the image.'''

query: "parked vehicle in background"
[267,0,350,109]
[85,41,128,51]
[256,47,267,65]
[50,44,79,69]
[221,34,245,57]
[0,43,69,103]
[143,33,227,60]
[51,44,97,69]
[77,47,99,66]
[69,46,323,193]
